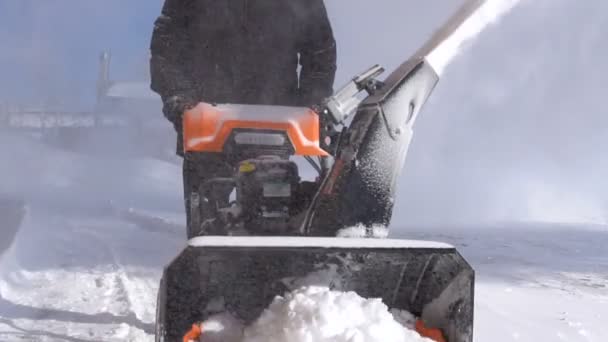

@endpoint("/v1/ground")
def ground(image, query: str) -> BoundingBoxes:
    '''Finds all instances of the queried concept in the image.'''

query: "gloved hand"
[182,323,202,342]
[162,94,199,132]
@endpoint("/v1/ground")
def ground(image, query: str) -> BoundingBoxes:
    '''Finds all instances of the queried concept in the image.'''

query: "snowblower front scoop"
[156,236,474,342]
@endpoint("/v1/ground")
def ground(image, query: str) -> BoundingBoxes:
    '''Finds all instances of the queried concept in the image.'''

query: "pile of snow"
[200,286,432,342]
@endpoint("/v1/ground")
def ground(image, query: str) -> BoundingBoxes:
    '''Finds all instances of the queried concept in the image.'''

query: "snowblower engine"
[182,65,385,237]
[233,156,300,234]
[183,105,325,237]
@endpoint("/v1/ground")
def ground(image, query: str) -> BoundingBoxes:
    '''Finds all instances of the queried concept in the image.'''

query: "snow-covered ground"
[0,134,606,341]
[0,134,185,341]
[398,224,608,341]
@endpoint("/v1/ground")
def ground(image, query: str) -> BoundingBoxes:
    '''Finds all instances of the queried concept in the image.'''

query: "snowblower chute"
[156,237,474,342]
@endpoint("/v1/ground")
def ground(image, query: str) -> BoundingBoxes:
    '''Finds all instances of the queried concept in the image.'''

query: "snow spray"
[426,0,521,76]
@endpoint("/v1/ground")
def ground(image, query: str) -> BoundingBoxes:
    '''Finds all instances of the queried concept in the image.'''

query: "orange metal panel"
[182,102,328,156]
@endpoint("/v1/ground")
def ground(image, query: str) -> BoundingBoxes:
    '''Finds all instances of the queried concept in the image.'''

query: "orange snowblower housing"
[182,102,329,156]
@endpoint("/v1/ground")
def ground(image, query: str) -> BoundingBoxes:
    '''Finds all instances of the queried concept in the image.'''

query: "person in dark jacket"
[149,0,336,236]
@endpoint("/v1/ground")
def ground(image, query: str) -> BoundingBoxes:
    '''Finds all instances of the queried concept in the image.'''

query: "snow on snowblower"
[156,1,490,341]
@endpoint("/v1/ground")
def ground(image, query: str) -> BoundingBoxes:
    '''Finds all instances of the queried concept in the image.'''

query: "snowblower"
[156,1,488,341]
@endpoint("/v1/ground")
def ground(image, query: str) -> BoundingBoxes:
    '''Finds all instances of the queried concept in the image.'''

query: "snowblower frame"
[155,237,474,342]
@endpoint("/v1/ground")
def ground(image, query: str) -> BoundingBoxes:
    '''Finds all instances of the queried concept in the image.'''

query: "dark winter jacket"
[149,0,337,155]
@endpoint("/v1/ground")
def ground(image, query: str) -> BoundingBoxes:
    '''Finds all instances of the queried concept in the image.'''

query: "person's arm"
[297,0,337,106]
[150,0,198,123]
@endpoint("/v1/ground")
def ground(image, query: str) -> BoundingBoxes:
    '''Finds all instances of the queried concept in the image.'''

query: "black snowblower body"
[156,1,490,341]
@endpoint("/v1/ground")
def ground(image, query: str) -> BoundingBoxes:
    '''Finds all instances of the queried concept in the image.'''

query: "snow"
[105,82,160,100]
[400,224,608,341]
[0,134,183,341]
[426,0,521,76]
[198,313,244,342]
[336,225,390,238]
[194,287,431,342]
[241,286,431,342]
[188,236,452,249]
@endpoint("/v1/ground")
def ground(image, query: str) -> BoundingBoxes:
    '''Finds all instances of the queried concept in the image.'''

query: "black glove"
[162,94,198,132]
